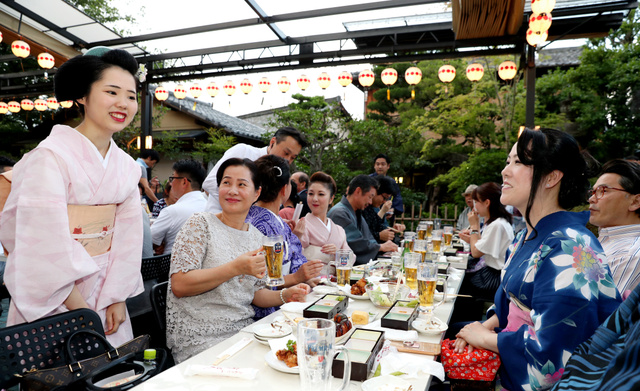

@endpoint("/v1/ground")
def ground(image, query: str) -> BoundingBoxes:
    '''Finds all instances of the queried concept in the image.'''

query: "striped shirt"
[598,224,640,294]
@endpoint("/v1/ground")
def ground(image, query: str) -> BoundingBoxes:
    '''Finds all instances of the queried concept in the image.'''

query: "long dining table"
[131,265,463,391]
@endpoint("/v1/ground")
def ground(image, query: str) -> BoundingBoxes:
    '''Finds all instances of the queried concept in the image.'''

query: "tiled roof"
[155,86,268,141]
[537,47,583,68]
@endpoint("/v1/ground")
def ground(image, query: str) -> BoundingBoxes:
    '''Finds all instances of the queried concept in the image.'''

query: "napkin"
[184,365,259,380]
[367,320,418,342]
[280,302,308,314]
[380,351,445,381]
[267,335,296,353]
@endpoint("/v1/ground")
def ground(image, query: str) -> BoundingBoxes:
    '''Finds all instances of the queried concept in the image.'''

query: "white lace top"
[166,212,265,363]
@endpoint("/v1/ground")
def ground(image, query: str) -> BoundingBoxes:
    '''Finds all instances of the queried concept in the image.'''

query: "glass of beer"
[404,253,420,291]
[403,231,416,252]
[425,221,434,238]
[417,222,427,240]
[443,225,453,247]
[432,229,443,253]
[335,249,353,286]
[263,234,285,287]
[413,239,428,262]
[417,262,447,320]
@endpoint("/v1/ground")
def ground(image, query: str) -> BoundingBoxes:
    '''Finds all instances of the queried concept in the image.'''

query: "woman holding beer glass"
[454,129,621,391]
[298,172,351,275]
[166,158,310,363]
[246,155,324,318]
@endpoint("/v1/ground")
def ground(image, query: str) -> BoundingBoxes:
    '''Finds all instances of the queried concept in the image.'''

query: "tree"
[536,9,640,161]
[267,94,351,173]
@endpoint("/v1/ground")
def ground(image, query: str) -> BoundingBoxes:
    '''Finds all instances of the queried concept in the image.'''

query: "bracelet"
[470,230,480,235]
[280,288,287,304]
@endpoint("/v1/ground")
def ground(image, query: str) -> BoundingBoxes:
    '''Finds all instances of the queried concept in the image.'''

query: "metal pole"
[525,45,536,128]
[140,80,152,153]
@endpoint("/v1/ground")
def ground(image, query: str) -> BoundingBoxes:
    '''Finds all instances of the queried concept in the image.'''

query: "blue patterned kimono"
[492,211,621,391]
[245,205,308,319]
[551,282,640,391]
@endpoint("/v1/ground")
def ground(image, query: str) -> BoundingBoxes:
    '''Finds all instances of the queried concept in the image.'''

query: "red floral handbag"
[441,339,501,381]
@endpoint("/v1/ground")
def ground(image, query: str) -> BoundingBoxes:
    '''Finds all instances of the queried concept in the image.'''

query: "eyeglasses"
[168,176,191,183]
[589,185,628,201]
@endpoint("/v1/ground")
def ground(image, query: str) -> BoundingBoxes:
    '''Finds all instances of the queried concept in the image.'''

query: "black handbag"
[20,330,163,391]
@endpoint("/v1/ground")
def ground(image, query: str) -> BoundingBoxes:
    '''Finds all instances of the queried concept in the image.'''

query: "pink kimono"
[0,125,144,345]
[299,213,351,266]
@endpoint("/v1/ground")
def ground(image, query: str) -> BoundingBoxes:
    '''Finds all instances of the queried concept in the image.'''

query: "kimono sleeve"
[497,230,621,391]
[96,181,144,312]
[0,149,100,322]
[287,224,307,274]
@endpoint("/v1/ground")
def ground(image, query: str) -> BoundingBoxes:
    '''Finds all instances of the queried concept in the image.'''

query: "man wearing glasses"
[151,160,207,255]
[589,159,640,297]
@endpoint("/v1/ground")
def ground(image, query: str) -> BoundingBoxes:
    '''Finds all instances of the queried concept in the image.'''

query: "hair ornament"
[83,46,112,57]
[136,64,147,83]
[273,166,283,177]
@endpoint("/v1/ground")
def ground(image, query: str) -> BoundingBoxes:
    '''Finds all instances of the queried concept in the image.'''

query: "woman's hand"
[234,248,267,279]
[295,259,324,283]
[467,211,480,230]
[380,200,392,214]
[292,218,306,238]
[459,230,471,243]
[105,302,126,335]
[283,283,311,302]
[321,243,337,255]
[455,321,497,353]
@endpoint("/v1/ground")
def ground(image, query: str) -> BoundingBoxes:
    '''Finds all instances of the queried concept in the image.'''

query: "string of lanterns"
[526,0,555,47]
[0,96,72,115]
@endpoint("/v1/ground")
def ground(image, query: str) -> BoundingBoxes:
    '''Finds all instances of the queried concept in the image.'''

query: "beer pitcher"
[297,319,351,391]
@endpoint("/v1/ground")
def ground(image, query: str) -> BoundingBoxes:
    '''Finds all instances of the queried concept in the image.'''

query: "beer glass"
[335,249,353,286]
[443,225,453,247]
[403,231,416,252]
[416,222,427,240]
[417,262,447,321]
[263,234,285,287]
[390,252,403,273]
[425,221,434,238]
[413,239,428,262]
[404,252,420,291]
[298,319,351,391]
[432,229,443,253]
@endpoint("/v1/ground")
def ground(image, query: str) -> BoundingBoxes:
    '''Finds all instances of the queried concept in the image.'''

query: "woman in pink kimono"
[0,48,143,345]
[299,172,351,275]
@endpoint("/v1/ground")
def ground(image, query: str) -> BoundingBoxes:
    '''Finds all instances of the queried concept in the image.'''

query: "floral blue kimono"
[492,211,621,391]
[245,205,308,319]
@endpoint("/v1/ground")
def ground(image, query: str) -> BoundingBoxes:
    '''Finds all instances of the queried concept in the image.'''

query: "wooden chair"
[0,308,106,389]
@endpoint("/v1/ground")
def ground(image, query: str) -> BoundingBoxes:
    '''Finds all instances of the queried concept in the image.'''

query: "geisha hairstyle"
[309,171,338,197]
[254,155,291,203]
[54,49,138,115]
[517,128,590,232]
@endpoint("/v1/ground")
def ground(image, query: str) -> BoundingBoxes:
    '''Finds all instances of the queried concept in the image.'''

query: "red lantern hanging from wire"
[466,63,484,82]
[498,61,518,81]
[531,0,555,14]
[526,29,548,47]
[317,72,331,90]
[21,99,34,111]
[240,79,253,95]
[46,97,59,110]
[0,102,8,114]
[11,40,30,58]
[207,81,219,97]
[154,86,169,101]
[8,101,20,113]
[297,75,310,91]
[529,13,552,32]
[277,76,291,93]
[405,66,422,99]
[258,77,271,93]
[60,100,73,109]
[174,84,187,99]
[190,83,203,110]
[358,69,375,88]
[381,68,398,100]
[337,71,352,87]
[34,99,47,112]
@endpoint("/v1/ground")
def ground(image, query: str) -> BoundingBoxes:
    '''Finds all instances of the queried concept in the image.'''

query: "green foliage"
[192,129,237,163]
[429,149,507,204]
[66,0,139,34]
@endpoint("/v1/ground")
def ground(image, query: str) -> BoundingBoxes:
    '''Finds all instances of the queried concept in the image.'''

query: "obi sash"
[68,204,117,257]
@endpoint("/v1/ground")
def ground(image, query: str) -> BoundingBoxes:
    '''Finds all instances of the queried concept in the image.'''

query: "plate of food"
[265,337,299,374]
[334,313,355,344]
[346,278,370,300]
[412,317,448,335]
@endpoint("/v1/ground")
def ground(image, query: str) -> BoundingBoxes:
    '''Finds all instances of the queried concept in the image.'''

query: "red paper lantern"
[438,65,456,83]
[223,80,236,96]
[46,97,59,110]
[240,79,253,94]
[174,84,187,99]
[189,84,203,99]
[498,61,518,81]
[0,102,8,114]
[317,72,331,90]
[337,71,353,87]
[466,63,484,82]
[37,52,55,69]
[21,99,34,111]
[34,99,48,111]
[154,86,169,101]
[529,13,552,32]
[297,75,310,91]
[277,76,291,93]
[60,100,74,109]
[11,40,30,58]
[8,101,20,113]
[358,69,375,87]
[207,82,219,97]
[258,77,271,93]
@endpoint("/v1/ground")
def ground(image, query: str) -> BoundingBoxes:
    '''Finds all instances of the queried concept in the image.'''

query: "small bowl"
[365,282,411,308]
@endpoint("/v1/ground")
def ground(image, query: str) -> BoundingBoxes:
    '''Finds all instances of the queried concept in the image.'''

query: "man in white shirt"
[151,159,207,255]
[589,159,640,296]
[202,127,307,213]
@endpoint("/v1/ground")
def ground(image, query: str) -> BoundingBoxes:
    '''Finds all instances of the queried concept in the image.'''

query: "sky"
[108,0,585,120]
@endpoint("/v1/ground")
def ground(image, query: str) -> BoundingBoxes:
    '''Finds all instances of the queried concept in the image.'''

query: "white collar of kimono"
[310,213,332,232]
[78,131,113,169]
